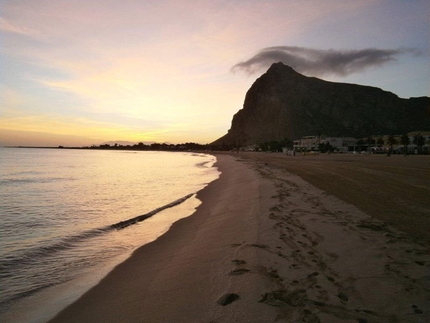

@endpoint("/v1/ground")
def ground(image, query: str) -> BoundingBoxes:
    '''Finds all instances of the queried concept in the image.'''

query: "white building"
[293,136,356,152]
[293,136,320,150]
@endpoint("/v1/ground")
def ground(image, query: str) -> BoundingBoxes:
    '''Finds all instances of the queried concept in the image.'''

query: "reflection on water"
[0,148,219,323]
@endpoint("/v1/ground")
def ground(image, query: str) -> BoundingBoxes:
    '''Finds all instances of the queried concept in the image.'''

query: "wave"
[0,281,57,313]
[0,177,77,185]
[0,193,195,273]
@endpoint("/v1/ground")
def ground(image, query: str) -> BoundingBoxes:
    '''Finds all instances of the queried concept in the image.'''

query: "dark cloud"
[231,46,418,77]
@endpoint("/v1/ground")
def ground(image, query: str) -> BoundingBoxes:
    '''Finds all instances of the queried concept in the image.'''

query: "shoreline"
[48,153,279,322]
[0,150,218,323]
[48,153,430,322]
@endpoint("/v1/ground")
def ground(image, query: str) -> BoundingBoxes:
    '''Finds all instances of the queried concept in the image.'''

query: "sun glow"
[1,0,428,146]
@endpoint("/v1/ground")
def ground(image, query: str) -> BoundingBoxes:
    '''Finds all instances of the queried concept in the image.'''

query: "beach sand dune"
[49,153,430,323]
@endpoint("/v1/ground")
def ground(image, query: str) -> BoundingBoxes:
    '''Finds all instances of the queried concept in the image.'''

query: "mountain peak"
[267,62,298,74]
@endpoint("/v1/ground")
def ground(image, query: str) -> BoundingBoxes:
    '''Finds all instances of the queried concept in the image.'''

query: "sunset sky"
[1,0,429,146]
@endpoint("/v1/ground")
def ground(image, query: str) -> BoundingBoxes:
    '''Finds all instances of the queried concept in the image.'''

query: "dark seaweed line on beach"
[0,193,195,271]
[109,193,195,229]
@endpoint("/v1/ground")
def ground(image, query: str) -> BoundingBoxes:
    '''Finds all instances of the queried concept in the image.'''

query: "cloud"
[231,46,419,77]
[0,17,38,37]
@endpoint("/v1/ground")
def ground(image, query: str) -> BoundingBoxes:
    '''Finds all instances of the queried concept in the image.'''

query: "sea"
[0,147,220,323]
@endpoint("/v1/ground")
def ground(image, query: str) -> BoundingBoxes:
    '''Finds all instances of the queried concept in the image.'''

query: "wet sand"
[48,153,430,323]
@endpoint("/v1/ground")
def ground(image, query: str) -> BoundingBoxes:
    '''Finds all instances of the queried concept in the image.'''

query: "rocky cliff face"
[212,62,430,146]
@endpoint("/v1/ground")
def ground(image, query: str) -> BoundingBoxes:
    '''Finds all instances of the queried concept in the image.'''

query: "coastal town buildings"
[392,132,430,154]
[291,132,430,154]
[323,137,357,152]
[293,136,319,151]
[293,136,356,152]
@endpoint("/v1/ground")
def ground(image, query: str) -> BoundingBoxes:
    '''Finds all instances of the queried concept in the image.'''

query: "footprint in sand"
[337,292,349,302]
[229,268,250,275]
[259,289,307,307]
[217,293,239,306]
[301,309,321,323]
[412,304,423,314]
[251,243,270,249]
[231,259,247,265]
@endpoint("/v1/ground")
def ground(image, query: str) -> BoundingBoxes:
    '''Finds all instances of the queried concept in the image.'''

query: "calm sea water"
[0,148,219,323]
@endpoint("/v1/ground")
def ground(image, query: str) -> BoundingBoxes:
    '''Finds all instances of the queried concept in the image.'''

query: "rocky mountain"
[212,62,430,146]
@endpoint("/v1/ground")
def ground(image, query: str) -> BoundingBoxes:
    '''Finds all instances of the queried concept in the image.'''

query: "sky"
[1,0,429,147]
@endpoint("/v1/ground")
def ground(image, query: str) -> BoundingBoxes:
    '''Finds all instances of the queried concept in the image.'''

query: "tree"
[318,142,334,153]
[400,134,410,155]
[413,133,425,154]
[366,137,375,151]
[387,135,398,155]
[258,139,292,152]
[282,138,293,149]
[355,139,365,151]
[377,137,384,147]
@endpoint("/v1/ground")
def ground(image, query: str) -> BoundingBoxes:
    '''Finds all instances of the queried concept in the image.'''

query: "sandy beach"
[49,153,430,323]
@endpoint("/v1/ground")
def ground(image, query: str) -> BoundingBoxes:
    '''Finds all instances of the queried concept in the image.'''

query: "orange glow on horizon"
[1,1,428,147]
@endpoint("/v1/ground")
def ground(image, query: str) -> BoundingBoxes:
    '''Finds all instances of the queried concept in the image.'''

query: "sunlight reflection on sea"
[0,148,219,323]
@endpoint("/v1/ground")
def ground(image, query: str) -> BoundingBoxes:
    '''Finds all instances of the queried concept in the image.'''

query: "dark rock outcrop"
[212,62,430,146]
